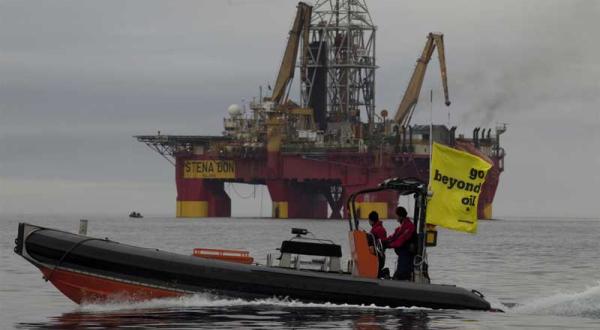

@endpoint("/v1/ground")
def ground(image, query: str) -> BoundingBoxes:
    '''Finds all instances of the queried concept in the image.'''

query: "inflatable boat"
[14,178,493,310]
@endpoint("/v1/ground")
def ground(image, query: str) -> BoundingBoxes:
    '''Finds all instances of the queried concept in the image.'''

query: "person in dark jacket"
[368,211,387,278]
[383,207,416,280]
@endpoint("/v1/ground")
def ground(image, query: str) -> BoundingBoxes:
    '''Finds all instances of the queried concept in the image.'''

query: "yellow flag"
[426,143,492,233]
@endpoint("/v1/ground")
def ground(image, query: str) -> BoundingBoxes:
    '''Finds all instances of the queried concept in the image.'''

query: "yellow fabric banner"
[426,143,492,233]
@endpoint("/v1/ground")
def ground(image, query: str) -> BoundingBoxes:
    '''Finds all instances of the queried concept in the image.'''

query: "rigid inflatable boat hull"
[15,223,491,310]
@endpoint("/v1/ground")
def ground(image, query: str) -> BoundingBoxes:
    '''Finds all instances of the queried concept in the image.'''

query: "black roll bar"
[346,178,429,265]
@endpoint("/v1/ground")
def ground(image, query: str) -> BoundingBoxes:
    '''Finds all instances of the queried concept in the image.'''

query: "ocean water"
[1,215,600,329]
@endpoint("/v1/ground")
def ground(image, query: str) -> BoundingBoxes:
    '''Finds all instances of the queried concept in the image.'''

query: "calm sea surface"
[1,215,599,329]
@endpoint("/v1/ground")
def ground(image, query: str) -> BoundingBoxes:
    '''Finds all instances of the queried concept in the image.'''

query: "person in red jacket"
[383,206,416,280]
[368,211,387,277]
[368,211,387,241]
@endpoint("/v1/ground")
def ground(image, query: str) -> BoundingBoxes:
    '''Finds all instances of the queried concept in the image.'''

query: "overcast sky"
[1,0,599,218]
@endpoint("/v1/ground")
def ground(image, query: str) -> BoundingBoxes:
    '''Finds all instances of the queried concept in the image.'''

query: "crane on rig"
[269,2,312,105]
[394,33,451,127]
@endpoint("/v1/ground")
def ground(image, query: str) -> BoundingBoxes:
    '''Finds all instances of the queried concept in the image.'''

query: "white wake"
[511,282,600,319]
[78,293,428,313]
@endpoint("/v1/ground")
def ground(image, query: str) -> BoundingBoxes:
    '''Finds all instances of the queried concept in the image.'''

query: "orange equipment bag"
[192,248,254,265]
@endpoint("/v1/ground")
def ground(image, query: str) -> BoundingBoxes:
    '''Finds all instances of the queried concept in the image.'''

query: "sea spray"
[511,282,600,319]
[78,293,430,313]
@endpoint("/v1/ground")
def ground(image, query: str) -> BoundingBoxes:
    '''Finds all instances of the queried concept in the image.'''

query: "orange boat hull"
[39,266,184,304]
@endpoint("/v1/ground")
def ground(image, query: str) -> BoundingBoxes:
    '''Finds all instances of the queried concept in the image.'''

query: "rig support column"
[478,165,500,220]
[175,158,231,218]
[176,179,231,218]
[267,180,328,219]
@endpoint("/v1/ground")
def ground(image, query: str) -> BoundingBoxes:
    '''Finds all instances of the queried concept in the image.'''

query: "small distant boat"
[129,212,143,218]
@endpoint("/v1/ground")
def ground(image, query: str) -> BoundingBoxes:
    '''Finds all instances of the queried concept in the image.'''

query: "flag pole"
[416,89,435,284]
[429,89,433,178]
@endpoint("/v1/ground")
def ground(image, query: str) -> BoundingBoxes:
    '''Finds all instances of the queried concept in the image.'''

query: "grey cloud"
[1,0,599,217]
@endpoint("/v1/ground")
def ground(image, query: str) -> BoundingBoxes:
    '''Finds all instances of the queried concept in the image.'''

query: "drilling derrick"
[136,1,506,220]
[302,0,377,139]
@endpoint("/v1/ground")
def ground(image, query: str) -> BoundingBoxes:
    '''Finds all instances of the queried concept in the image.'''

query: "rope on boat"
[413,251,426,267]
[413,250,431,282]
[44,237,107,282]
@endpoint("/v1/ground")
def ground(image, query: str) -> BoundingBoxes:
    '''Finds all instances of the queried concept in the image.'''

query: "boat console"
[268,228,343,272]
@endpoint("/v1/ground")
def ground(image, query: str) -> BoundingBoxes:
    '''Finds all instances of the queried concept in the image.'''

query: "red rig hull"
[174,146,503,220]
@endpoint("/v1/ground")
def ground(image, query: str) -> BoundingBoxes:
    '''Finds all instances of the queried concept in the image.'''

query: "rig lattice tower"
[302,0,377,133]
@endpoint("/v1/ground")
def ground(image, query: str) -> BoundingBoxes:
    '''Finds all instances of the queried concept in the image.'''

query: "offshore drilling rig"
[136,0,506,220]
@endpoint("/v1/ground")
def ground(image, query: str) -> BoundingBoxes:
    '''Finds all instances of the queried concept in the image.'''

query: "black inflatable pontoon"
[14,178,493,310]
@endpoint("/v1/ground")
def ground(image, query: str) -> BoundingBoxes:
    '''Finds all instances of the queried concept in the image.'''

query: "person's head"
[368,211,379,226]
[395,206,407,222]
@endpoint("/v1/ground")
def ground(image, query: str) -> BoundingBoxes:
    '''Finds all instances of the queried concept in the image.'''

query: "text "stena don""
[183,160,236,179]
